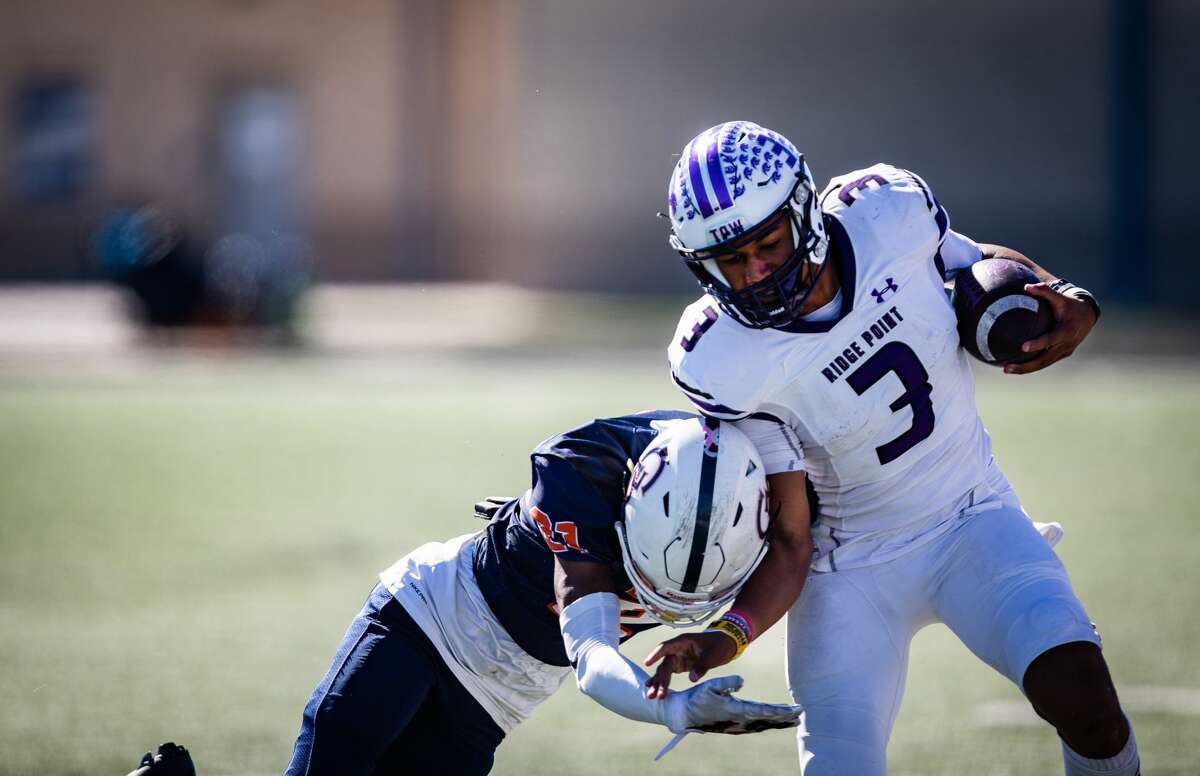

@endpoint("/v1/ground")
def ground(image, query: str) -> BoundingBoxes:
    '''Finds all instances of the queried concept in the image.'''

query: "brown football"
[953,258,1054,365]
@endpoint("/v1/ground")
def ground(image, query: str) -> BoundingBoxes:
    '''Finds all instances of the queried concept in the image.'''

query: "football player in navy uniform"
[282,411,803,775]
[644,122,1138,775]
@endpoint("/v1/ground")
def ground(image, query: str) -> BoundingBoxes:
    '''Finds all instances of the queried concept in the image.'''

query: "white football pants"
[787,505,1101,775]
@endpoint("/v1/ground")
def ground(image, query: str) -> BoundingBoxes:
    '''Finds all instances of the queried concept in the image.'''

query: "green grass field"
[1,301,1198,775]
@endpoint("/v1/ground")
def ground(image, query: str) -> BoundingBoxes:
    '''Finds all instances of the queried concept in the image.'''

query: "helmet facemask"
[672,175,827,329]
[615,521,759,628]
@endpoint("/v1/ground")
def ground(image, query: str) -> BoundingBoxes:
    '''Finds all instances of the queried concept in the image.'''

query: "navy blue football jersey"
[473,410,695,666]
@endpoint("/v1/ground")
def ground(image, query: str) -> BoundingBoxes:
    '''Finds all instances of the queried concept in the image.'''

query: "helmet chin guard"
[617,418,770,628]
[666,122,828,329]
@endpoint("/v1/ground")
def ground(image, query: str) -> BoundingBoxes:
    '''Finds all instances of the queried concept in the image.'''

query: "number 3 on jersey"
[846,341,935,465]
[530,506,586,553]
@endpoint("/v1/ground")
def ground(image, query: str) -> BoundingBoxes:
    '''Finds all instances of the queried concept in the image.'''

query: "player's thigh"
[932,507,1101,688]
[788,567,915,776]
[285,585,441,776]
[376,659,506,776]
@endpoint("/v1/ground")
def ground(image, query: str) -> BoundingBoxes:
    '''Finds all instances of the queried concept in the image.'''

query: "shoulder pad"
[668,298,771,420]
[820,164,949,281]
[821,163,948,241]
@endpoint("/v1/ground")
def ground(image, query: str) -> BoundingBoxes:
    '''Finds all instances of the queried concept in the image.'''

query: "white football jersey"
[669,164,997,560]
[380,533,570,732]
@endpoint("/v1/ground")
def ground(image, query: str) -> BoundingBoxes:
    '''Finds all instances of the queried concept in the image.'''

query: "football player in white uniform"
[644,122,1139,775]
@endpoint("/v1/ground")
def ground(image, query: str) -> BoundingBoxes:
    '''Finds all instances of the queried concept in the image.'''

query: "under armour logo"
[871,278,899,304]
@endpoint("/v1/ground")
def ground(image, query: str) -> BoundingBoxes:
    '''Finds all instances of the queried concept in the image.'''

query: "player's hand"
[644,631,737,698]
[654,675,804,760]
[667,675,803,734]
[1005,282,1098,375]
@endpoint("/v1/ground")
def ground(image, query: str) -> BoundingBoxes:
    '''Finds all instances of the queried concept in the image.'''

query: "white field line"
[0,283,541,357]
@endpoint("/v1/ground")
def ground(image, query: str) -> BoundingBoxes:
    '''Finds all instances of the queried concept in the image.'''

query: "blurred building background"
[0,0,1196,308]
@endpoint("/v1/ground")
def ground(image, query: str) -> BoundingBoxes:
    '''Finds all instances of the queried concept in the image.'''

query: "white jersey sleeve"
[821,163,951,280]
[733,412,805,475]
[668,298,806,474]
[939,229,984,278]
[668,297,770,421]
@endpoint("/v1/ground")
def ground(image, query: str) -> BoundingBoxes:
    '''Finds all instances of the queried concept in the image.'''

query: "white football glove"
[657,675,804,759]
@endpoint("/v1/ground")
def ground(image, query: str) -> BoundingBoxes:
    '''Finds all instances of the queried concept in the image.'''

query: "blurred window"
[12,76,93,203]
[217,86,303,238]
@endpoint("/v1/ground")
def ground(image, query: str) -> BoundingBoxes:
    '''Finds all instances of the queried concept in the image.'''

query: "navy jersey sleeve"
[472,412,693,666]
[525,453,623,565]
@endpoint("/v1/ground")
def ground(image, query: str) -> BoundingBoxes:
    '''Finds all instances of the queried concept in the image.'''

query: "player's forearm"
[978,244,1057,285]
[574,640,680,727]
[560,592,681,728]
[725,525,812,637]
[725,469,814,637]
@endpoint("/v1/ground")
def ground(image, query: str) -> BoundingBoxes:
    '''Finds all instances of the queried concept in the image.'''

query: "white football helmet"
[615,417,770,628]
[666,121,828,329]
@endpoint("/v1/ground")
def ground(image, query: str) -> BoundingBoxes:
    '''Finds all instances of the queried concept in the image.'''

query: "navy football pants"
[283,584,506,775]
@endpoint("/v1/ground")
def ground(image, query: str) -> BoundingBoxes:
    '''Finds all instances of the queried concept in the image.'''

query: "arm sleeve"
[938,229,984,279]
[559,592,682,731]
[734,413,804,475]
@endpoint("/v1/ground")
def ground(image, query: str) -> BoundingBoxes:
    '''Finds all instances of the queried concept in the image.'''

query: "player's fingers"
[733,700,804,720]
[1004,347,1064,374]
[647,652,696,695]
[646,654,670,683]
[1026,283,1097,333]
[1004,356,1047,375]
[687,661,709,683]
[646,662,675,699]
[699,707,803,735]
[744,718,803,732]
[1023,316,1089,354]
[644,635,698,667]
[1018,337,1051,356]
[703,674,744,694]
[1028,314,1093,352]
[739,714,802,731]
[1019,324,1070,353]
[1023,282,1066,311]
[1009,335,1075,373]
[687,650,727,682]
[768,704,805,721]
[653,655,681,691]
[644,643,668,667]
[645,640,688,666]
